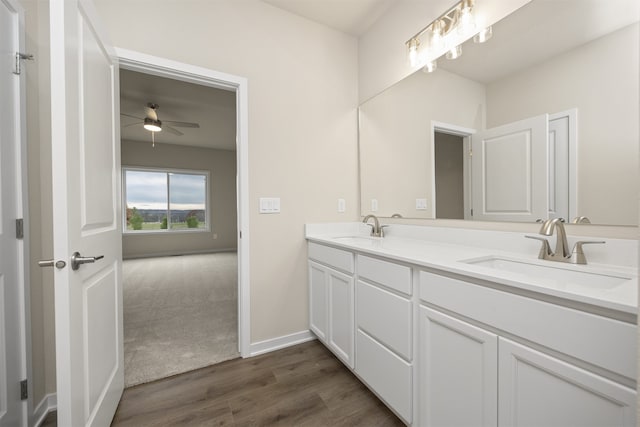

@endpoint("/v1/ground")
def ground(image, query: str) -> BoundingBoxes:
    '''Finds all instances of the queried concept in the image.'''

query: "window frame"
[122,166,211,235]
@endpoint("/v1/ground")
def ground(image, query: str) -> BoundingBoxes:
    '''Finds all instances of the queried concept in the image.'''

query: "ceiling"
[119,70,237,151]
[437,0,640,84]
[261,0,398,36]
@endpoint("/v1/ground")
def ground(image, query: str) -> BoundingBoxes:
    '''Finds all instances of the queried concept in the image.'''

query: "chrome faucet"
[362,214,386,237]
[526,218,604,264]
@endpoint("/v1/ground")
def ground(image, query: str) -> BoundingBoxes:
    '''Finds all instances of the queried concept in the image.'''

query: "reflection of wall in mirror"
[487,23,639,226]
[359,69,484,218]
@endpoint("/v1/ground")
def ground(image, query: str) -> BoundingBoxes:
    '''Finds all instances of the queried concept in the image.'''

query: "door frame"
[116,48,251,357]
[1,0,32,424]
[430,121,475,220]
[549,109,578,222]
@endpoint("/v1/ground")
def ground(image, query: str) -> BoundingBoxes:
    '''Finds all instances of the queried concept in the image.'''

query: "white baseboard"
[33,393,57,427]
[249,330,316,357]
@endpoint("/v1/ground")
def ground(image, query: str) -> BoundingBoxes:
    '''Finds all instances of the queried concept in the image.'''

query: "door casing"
[116,48,251,357]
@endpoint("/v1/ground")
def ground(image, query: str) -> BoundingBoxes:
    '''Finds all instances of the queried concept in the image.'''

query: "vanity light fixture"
[406,0,492,70]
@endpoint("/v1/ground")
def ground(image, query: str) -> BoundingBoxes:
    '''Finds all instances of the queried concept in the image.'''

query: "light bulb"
[446,45,462,60]
[430,20,444,51]
[408,38,420,67]
[473,26,493,43]
[422,60,437,73]
[457,0,475,35]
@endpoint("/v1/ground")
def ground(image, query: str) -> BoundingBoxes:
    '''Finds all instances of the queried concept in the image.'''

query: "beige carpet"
[122,252,239,387]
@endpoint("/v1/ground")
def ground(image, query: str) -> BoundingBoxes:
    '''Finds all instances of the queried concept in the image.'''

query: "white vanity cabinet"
[355,254,413,424]
[308,242,355,368]
[418,307,498,427]
[419,270,637,427]
[499,337,636,426]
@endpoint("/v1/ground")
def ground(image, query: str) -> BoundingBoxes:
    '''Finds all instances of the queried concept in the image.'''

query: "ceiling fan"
[121,102,200,137]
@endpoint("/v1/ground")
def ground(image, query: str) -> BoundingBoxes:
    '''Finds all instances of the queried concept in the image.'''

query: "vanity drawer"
[356,329,412,423]
[357,254,411,295]
[308,242,354,274]
[356,280,412,360]
[420,271,637,380]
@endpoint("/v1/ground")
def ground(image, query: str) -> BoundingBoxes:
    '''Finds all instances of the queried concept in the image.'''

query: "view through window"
[123,168,208,232]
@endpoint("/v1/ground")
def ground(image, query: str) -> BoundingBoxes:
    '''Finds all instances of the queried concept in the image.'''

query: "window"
[123,167,209,233]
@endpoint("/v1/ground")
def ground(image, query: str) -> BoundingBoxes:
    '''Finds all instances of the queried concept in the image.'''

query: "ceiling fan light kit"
[143,117,162,132]
[121,102,201,146]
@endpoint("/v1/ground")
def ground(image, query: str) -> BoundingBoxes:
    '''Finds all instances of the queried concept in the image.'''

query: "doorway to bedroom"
[119,68,240,386]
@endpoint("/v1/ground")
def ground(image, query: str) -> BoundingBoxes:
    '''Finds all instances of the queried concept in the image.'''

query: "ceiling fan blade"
[164,120,200,128]
[122,122,143,128]
[121,113,144,120]
[163,125,184,136]
[145,105,158,121]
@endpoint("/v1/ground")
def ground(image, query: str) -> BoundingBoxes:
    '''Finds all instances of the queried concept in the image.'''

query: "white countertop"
[306,223,638,316]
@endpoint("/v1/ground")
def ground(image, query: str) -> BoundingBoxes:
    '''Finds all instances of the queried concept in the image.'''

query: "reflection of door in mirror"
[434,132,465,220]
[468,112,576,223]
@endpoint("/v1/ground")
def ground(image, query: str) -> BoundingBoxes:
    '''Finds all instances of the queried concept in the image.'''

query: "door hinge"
[20,379,28,400]
[13,52,34,75]
[470,208,474,216]
[16,218,24,239]
[239,231,242,239]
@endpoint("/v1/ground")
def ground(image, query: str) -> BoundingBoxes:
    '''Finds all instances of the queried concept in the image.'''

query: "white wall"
[94,0,359,344]
[358,0,530,103]
[487,24,639,226]
[121,140,237,258]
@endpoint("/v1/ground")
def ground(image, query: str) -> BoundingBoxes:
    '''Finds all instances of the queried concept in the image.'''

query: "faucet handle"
[525,235,551,259]
[570,240,605,265]
[380,224,389,237]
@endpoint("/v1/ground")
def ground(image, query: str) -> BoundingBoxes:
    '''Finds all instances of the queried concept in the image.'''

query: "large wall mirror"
[359,0,639,226]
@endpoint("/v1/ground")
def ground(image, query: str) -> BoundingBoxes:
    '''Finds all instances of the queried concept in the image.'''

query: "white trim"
[115,48,251,358]
[249,331,316,357]
[33,393,57,427]
[549,108,578,221]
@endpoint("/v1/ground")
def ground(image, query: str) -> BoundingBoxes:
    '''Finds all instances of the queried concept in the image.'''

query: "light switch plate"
[416,198,427,210]
[259,197,281,213]
[371,199,378,212]
[337,198,346,213]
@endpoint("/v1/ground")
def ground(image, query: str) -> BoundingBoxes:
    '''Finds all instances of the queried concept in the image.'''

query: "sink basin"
[461,256,632,290]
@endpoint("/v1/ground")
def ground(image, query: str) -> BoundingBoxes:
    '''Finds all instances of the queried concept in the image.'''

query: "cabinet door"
[499,337,637,427]
[309,261,328,342]
[328,268,354,368]
[419,307,498,427]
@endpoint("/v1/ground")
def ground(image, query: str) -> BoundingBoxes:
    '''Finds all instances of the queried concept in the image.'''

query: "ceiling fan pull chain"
[152,131,155,148]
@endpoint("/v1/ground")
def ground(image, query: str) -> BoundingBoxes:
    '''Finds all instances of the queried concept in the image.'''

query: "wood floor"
[42,340,404,426]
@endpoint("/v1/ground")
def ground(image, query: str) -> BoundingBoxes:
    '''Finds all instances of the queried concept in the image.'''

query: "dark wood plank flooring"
[41,340,404,426]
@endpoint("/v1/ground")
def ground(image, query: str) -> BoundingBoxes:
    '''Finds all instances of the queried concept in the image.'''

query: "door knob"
[70,252,104,271]
[38,259,67,269]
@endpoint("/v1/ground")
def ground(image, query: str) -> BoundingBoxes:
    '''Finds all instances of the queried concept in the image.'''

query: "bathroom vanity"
[306,223,638,426]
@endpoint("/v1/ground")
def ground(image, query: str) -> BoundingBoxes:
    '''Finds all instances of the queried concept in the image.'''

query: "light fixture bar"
[405,0,474,48]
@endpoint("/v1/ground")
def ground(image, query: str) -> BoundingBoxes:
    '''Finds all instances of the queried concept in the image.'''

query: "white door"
[418,307,498,427]
[0,1,27,425]
[471,114,548,222]
[49,0,123,425]
[499,337,636,427]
